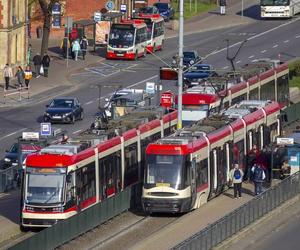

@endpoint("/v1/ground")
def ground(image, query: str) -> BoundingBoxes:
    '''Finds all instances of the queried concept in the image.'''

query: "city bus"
[134,14,165,53]
[260,0,300,18]
[106,19,148,60]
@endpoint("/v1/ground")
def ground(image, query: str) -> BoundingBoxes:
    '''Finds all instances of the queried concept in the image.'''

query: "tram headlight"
[52,207,64,212]
[25,206,34,211]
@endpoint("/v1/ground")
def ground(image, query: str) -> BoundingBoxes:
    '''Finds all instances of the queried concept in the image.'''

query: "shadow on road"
[236,4,261,20]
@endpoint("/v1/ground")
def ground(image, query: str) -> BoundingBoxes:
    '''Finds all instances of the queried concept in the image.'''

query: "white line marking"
[248,55,254,58]
[284,40,289,43]
[261,50,267,53]
[0,128,28,141]
[252,59,258,62]
[236,60,241,64]
[296,35,300,38]
[85,101,94,105]
[222,66,229,69]
[272,44,278,48]
[72,129,82,134]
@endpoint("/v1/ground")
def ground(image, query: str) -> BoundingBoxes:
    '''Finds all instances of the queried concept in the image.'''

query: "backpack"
[254,167,263,181]
[81,39,87,50]
[234,169,241,180]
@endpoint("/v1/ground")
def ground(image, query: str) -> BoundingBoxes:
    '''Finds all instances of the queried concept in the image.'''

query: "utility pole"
[177,0,184,130]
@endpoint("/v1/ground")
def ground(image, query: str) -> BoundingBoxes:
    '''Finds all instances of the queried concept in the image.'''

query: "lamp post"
[177,0,184,130]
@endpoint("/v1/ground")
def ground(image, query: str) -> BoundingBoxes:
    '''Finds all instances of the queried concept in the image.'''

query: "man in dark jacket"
[42,52,51,77]
[251,164,266,195]
[32,53,42,78]
[80,36,89,60]
[219,0,226,15]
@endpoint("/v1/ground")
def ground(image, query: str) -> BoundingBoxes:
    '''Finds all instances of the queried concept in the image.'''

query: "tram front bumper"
[142,197,191,213]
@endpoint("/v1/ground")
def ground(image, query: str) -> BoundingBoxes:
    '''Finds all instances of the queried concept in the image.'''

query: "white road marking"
[236,60,241,64]
[249,55,255,58]
[0,128,28,141]
[85,101,94,105]
[296,35,300,38]
[272,44,278,48]
[261,50,267,53]
[252,59,258,62]
[284,40,289,43]
[222,66,229,69]
[72,129,82,134]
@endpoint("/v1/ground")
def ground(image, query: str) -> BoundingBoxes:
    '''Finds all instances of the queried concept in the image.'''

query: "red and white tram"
[106,19,148,60]
[142,101,281,213]
[20,110,178,228]
[176,61,289,126]
[133,14,165,53]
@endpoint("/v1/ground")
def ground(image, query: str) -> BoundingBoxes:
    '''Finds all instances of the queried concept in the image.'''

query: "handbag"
[40,65,44,75]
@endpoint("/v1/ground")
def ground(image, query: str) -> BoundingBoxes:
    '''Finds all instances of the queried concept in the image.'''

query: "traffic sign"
[160,91,173,108]
[120,4,127,12]
[146,82,155,94]
[40,123,52,136]
[105,1,115,10]
[94,11,102,23]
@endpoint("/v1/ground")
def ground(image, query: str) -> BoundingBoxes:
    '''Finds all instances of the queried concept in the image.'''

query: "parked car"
[136,6,160,15]
[154,2,174,21]
[44,97,84,124]
[183,64,217,87]
[172,50,201,69]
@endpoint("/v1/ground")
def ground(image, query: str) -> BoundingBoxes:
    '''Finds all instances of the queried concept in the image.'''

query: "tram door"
[75,170,83,211]
[190,158,197,207]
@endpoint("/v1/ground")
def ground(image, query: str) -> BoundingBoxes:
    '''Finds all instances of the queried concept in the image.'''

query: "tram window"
[249,88,259,100]
[124,143,138,187]
[233,140,244,168]
[66,171,75,206]
[252,130,260,149]
[232,94,246,105]
[261,80,275,100]
[263,125,271,146]
[196,159,208,186]
[81,162,96,201]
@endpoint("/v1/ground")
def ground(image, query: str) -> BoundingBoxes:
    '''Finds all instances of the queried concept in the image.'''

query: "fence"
[9,183,142,250]
[0,165,19,192]
[173,172,300,250]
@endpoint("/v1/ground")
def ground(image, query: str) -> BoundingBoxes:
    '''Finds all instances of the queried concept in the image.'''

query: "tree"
[38,0,60,55]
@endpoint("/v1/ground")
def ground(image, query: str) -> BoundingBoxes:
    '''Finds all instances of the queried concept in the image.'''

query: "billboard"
[96,21,111,45]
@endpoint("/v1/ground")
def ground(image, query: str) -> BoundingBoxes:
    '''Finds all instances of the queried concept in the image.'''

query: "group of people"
[2,45,51,91]
[60,35,88,61]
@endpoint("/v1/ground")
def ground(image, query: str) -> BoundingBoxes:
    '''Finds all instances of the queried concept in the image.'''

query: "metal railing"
[9,184,142,250]
[0,165,19,192]
[173,172,300,250]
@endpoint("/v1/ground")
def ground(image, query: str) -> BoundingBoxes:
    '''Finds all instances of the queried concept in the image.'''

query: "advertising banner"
[96,21,111,45]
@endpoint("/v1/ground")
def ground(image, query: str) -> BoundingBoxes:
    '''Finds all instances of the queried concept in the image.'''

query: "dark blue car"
[183,64,217,87]
[154,2,174,22]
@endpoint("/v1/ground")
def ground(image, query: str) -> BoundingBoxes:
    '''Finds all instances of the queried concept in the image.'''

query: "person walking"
[72,39,81,61]
[3,64,13,90]
[230,163,244,199]
[251,163,266,195]
[60,37,70,58]
[42,52,51,77]
[219,0,226,15]
[32,53,42,78]
[24,66,33,89]
[15,66,25,88]
[80,36,89,60]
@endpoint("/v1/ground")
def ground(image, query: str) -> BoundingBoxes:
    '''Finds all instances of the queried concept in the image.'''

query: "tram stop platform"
[131,181,280,250]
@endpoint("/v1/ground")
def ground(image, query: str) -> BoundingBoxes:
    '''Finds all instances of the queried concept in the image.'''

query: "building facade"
[0,0,28,74]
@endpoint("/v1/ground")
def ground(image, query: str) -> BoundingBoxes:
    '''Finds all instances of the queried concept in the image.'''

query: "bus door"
[190,158,197,206]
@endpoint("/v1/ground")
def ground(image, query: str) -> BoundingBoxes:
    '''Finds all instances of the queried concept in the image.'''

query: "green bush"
[289,60,300,77]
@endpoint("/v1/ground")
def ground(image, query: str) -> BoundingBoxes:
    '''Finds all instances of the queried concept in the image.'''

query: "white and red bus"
[134,14,165,53]
[106,19,148,60]
[20,110,178,228]
[142,101,281,213]
[175,61,289,126]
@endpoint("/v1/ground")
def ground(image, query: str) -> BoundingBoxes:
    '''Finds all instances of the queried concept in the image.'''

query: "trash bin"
[36,27,43,38]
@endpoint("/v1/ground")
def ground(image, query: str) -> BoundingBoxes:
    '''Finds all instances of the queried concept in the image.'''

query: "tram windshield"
[145,155,186,189]
[25,167,66,205]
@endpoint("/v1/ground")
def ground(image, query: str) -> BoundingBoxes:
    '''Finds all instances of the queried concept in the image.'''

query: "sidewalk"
[0,0,257,108]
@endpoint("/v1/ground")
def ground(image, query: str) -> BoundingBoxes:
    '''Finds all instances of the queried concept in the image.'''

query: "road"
[0,18,300,159]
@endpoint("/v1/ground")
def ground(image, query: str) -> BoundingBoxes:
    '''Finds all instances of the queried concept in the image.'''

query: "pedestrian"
[15,66,25,88]
[80,36,89,60]
[27,44,32,65]
[230,163,244,199]
[42,52,51,77]
[3,63,13,90]
[60,36,70,58]
[219,0,226,15]
[72,39,81,61]
[24,66,33,89]
[251,163,266,195]
[32,53,42,78]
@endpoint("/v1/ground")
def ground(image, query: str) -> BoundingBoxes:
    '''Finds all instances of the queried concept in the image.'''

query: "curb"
[213,195,300,250]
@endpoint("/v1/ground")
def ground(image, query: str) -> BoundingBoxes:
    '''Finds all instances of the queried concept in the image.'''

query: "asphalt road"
[0,17,300,160]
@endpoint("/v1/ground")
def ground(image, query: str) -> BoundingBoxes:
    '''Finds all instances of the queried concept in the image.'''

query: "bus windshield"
[260,0,289,6]
[145,155,186,189]
[25,167,66,205]
[109,25,135,48]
